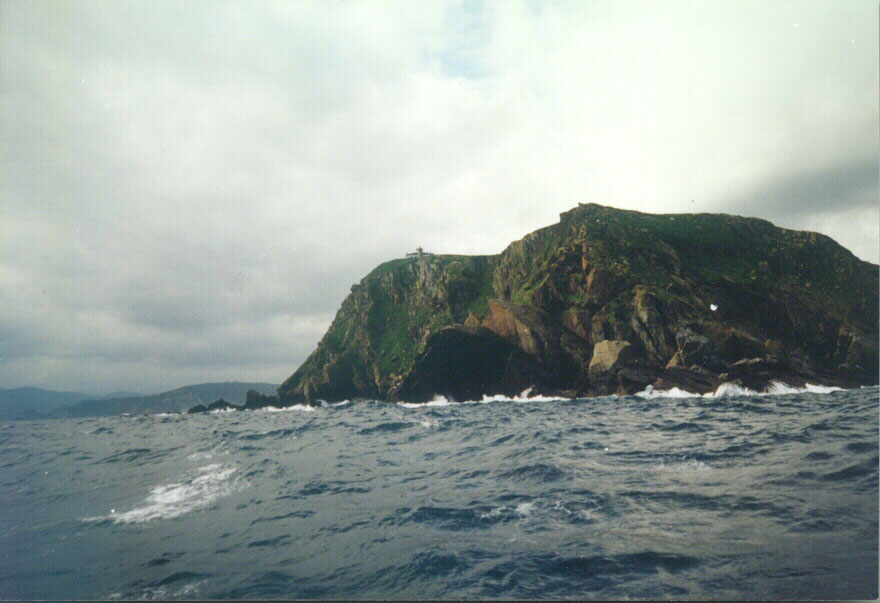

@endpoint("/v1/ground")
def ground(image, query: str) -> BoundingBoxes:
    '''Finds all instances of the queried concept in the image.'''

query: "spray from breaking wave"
[636,381,843,399]
[395,382,846,406]
[82,463,244,524]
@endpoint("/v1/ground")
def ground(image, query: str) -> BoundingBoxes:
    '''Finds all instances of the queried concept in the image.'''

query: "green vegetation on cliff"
[279,204,878,404]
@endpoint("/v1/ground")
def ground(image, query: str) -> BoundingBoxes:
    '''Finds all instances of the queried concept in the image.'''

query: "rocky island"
[272,204,877,405]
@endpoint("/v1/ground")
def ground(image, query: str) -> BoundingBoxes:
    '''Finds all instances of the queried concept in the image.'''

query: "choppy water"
[1,386,877,600]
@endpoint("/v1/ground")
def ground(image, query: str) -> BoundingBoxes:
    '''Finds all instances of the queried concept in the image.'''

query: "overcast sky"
[1,0,877,394]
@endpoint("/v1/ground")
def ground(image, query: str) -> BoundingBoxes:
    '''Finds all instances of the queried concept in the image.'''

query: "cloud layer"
[2,0,877,393]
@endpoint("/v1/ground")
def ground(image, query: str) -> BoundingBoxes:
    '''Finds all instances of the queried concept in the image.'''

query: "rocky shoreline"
[260,204,877,407]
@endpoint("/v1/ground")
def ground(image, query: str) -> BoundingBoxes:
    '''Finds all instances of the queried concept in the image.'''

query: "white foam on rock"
[398,395,454,408]
[261,404,316,413]
[398,380,848,407]
[479,389,562,403]
[400,388,572,407]
[802,383,844,394]
[712,382,761,397]
[83,464,243,524]
[635,386,701,399]
[636,380,846,399]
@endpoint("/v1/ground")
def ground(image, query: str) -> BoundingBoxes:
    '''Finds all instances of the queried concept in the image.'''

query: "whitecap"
[478,391,562,404]
[399,391,566,407]
[398,395,455,408]
[711,382,761,397]
[187,448,227,461]
[652,458,713,478]
[515,502,535,517]
[480,506,507,519]
[83,463,243,524]
[714,381,843,397]
[802,383,844,394]
[763,381,801,395]
[260,404,316,413]
[635,386,701,399]
[636,380,845,400]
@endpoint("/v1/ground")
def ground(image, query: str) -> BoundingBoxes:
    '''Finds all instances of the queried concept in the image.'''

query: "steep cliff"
[279,204,878,404]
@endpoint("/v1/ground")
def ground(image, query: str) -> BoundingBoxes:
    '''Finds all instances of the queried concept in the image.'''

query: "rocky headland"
[272,204,877,405]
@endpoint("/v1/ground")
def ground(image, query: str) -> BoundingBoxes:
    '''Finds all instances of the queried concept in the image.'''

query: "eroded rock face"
[587,339,640,395]
[589,340,637,376]
[666,327,727,372]
[482,300,559,369]
[631,290,674,361]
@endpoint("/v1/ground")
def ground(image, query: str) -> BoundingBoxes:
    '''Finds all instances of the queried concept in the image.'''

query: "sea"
[1,384,877,600]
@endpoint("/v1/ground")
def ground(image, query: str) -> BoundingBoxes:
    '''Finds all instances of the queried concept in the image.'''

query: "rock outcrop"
[278,204,879,404]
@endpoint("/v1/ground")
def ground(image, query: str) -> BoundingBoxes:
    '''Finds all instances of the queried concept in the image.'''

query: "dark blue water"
[1,386,877,600]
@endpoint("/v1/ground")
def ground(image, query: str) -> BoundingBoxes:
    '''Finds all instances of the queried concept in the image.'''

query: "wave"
[478,391,563,404]
[398,389,567,408]
[82,463,243,524]
[260,404,317,413]
[398,395,455,408]
[636,381,845,399]
[397,382,849,407]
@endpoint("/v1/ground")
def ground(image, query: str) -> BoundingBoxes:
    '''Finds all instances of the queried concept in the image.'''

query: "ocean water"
[1,386,877,600]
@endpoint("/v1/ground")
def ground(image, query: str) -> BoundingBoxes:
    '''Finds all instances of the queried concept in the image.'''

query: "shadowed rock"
[390,326,549,402]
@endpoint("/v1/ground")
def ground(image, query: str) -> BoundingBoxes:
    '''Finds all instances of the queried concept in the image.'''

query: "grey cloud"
[723,159,878,221]
[716,159,879,261]
[1,0,877,393]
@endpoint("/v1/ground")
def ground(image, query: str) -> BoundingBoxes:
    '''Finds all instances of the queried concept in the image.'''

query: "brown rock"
[631,289,674,361]
[482,299,558,368]
[589,340,637,376]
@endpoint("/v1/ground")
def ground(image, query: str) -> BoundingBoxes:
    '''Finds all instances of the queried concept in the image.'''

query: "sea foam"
[636,381,845,399]
[260,404,317,413]
[83,463,243,524]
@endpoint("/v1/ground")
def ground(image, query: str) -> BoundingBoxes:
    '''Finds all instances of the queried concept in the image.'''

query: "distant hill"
[98,391,143,399]
[48,382,279,418]
[0,387,94,419]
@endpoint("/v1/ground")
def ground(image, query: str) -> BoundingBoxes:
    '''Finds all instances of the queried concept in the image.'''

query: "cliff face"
[279,204,878,404]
